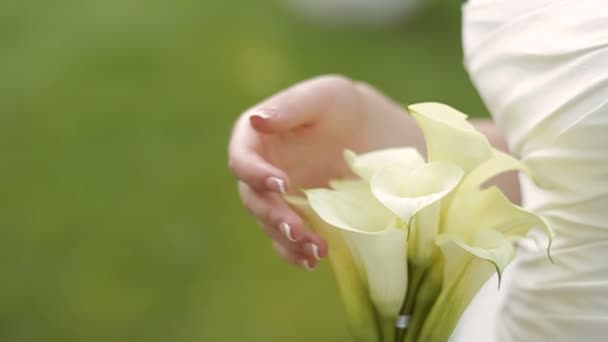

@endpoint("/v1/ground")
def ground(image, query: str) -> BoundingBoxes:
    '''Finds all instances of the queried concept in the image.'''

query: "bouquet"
[286,103,554,342]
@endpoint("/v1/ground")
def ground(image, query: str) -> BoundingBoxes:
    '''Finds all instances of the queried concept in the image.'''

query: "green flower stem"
[403,264,443,342]
[395,322,408,342]
[379,315,396,342]
[395,262,427,342]
[402,262,427,314]
[417,275,463,341]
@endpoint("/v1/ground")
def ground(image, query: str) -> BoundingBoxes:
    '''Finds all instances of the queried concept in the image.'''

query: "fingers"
[248,75,358,134]
[264,221,323,270]
[229,116,290,193]
[239,182,305,240]
[239,182,328,268]
[272,241,316,270]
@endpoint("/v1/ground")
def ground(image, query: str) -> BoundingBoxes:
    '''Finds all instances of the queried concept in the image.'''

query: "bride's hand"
[228,75,423,269]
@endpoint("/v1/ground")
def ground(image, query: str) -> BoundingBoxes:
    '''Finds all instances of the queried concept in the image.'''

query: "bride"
[228,0,608,340]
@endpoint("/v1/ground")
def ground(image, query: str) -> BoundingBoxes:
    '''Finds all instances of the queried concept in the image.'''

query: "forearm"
[355,81,427,155]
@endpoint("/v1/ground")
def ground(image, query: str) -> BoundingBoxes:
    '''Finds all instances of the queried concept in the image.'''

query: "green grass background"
[0,1,487,341]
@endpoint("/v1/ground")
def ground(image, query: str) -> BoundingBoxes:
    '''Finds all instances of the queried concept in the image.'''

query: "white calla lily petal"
[444,147,555,256]
[419,230,516,342]
[408,201,441,264]
[459,148,533,191]
[342,227,408,318]
[329,178,370,192]
[345,148,425,182]
[445,186,554,252]
[407,102,492,172]
[305,185,396,234]
[436,230,515,288]
[371,162,464,225]
[303,184,409,320]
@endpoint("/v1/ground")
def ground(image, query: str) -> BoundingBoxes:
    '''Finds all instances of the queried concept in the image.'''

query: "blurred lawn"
[0,1,487,341]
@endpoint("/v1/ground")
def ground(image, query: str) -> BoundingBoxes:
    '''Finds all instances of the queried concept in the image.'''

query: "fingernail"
[299,259,315,271]
[311,243,321,261]
[307,243,322,261]
[250,110,271,120]
[266,176,286,194]
[279,222,297,242]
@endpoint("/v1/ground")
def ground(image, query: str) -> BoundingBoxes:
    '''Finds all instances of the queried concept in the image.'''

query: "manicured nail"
[307,243,321,261]
[266,176,286,194]
[279,222,297,242]
[250,110,271,120]
[299,259,315,271]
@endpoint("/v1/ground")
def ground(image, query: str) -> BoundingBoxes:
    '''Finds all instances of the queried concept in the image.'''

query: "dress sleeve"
[454,1,608,341]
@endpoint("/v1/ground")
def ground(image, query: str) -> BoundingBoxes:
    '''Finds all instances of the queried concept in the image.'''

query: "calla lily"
[286,195,380,342]
[366,157,466,341]
[305,179,408,319]
[287,178,409,341]
[371,162,463,265]
[406,103,554,341]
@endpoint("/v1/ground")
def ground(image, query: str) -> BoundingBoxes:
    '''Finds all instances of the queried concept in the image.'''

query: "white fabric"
[452,0,608,341]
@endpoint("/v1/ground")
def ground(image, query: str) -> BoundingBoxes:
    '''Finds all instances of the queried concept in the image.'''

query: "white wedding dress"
[451,0,608,341]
